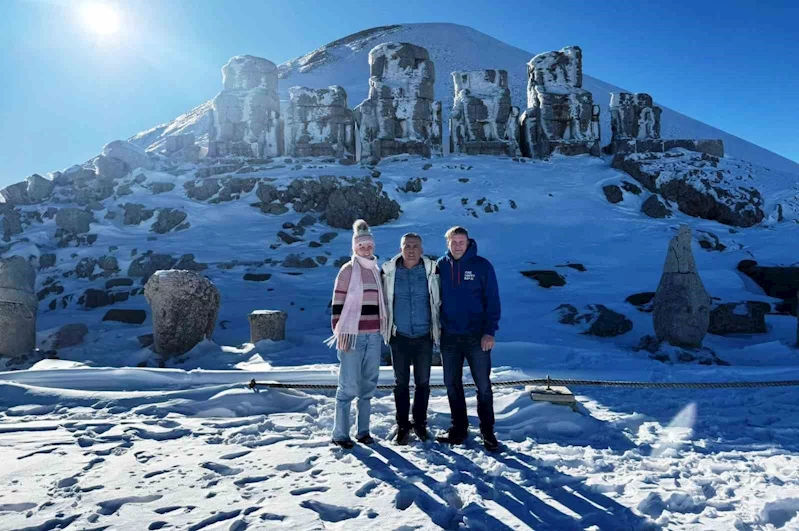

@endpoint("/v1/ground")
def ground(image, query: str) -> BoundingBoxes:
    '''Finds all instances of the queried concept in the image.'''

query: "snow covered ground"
[2,153,799,529]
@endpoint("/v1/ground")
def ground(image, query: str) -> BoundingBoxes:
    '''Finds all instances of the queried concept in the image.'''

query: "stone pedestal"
[0,256,38,357]
[249,310,287,342]
[144,270,220,356]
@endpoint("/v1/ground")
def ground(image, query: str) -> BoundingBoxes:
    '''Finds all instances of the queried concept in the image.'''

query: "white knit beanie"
[352,219,374,252]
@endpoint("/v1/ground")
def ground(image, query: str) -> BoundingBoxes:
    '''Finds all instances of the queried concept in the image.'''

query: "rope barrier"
[247,376,799,392]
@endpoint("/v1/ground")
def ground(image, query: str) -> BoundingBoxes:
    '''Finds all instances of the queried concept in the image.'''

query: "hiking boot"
[356,434,375,445]
[436,429,467,445]
[396,427,411,446]
[412,423,429,442]
[482,432,499,452]
[332,438,354,449]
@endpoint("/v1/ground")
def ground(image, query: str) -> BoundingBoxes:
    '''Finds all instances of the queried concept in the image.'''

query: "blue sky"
[1,0,797,186]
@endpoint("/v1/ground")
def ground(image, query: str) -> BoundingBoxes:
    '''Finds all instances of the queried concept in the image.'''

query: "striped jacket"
[331,262,383,334]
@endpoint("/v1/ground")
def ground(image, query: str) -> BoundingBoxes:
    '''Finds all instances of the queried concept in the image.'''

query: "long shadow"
[351,443,513,530]
[489,447,656,530]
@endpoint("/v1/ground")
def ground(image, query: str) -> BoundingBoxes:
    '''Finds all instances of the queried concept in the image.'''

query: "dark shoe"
[396,427,411,446]
[482,432,499,452]
[332,438,354,449]
[356,434,375,445]
[436,429,467,445]
[412,423,429,442]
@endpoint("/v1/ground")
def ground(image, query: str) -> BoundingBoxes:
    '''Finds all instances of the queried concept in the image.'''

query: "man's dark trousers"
[390,333,433,430]
[441,333,494,437]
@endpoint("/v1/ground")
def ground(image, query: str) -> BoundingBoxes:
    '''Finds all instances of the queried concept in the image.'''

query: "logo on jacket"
[464,271,475,281]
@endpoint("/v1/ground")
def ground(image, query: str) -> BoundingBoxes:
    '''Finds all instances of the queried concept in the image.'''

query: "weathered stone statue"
[519,46,601,158]
[354,42,443,164]
[449,69,520,156]
[144,270,220,356]
[652,225,711,347]
[285,86,356,159]
[209,55,282,158]
[0,256,37,357]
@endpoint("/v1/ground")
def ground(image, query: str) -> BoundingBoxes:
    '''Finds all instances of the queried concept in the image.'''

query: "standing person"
[381,233,440,445]
[436,226,501,451]
[326,220,389,449]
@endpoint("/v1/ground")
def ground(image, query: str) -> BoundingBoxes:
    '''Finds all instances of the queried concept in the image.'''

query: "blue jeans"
[390,333,433,430]
[332,332,382,442]
[441,333,494,436]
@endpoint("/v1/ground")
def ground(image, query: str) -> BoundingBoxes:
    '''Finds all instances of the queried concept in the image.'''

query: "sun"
[80,2,120,36]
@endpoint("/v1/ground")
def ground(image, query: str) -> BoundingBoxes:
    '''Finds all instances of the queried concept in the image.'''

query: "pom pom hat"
[352,219,374,252]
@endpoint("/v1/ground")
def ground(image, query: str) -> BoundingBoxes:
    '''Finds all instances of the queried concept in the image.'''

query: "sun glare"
[80,2,120,36]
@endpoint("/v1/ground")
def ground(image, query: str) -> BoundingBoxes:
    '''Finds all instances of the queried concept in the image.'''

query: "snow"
[1,150,799,529]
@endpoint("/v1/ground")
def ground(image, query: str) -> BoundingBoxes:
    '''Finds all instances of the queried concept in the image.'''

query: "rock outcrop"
[285,86,356,159]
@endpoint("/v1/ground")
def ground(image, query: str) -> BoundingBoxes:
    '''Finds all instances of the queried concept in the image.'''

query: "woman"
[326,219,388,448]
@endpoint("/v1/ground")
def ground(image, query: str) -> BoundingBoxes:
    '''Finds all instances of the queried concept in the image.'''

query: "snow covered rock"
[53,323,89,349]
[640,195,672,218]
[55,208,94,234]
[0,256,38,357]
[556,303,633,337]
[519,46,601,158]
[323,178,400,229]
[449,69,520,156]
[102,140,154,171]
[128,252,178,281]
[144,270,221,357]
[165,134,195,153]
[653,225,711,348]
[1,204,22,242]
[249,310,287,342]
[614,149,765,227]
[210,55,282,158]
[708,301,770,335]
[0,174,54,206]
[285,86,356,159]
[94,154,129,181]
[353,42,443,163]
[737,260,799,314]
[607,92,665,155]
[151,208,187,234]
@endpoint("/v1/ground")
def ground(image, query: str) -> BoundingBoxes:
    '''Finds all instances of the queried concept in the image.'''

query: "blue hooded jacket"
[436,239,501,337]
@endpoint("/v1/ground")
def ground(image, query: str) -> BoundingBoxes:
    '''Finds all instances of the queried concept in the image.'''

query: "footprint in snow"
[299,500,361,522]
[290,486,330,496]
[201,462,242,476]
[275,456,318,473]
[96,494,162,515]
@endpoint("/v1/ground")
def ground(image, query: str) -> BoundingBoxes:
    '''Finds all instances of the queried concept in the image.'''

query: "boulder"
[556,304,633,337]
[103,309,147,325]
[283,254,318,268]
[641,195,672,218]
[26,174,55,203]
[185,178,222,201]
[603,185,623,204]
[144,270,221,356]
[737,260,799,311]
[102,140,154,171]
[55,208,94,234]
[151,182,176,194]
[0,256,38,357]
[521,270,566,288]
[122,203,155,226]
[652,225,711,347]
[128,252,178,280]
[151,208,187,234]
[708,301,770,336]
[324,178,400,229]
[1,205,23,242]
[53,323,89,349]
[0,182,30,206]
[94,154,129,181]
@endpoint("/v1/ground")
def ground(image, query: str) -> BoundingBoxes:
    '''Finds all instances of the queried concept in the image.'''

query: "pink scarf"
[325,254,388,351]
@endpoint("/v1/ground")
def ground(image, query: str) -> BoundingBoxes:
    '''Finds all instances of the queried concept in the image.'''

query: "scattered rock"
[283,254,318,269]
[151,182,176,194]
[278,231,301,244]
[103,309,147,325]
[298,214,317,227]
[402,178,423,193]
[151,209,187,234]
[56,208,95,234]
[708,301,770,335]
[626,292,655,312]
[53,323,89,349]
[319,232,338,243]
[122,204,155,226]
[128,253,178,280]
[556,304,633,337]
[621,181,642,195]
[603,185,623,204]
[521,270,566,288]
[635,335,728,365]
[244,273,272,282]
[641,195,672,218]
[39,253,57,269]
[106,278,134,289]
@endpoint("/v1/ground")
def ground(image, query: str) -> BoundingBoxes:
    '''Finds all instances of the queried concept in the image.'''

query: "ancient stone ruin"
[608,92,724,157]
[354,42,443,164]
[249,310,288,342]
[209,55,282,158]
[520,46,601,159]
[652,225,711,348]
[144,270,221,356]
[285,86,356,159]
[449,69,520,156]
[0,256,38,357]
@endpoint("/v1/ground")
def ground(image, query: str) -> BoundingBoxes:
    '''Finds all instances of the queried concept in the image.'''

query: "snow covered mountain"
[132,23,799,175]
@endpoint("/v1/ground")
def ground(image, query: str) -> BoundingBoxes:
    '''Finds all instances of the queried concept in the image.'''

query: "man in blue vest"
[435,226,501,451]
[381,233,441,445]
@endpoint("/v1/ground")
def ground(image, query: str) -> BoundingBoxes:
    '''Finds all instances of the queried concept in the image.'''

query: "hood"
[445,238,478,263]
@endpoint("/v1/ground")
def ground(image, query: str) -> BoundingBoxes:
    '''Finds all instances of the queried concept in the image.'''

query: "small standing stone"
[0,256,38,357]
[249,310,288,342]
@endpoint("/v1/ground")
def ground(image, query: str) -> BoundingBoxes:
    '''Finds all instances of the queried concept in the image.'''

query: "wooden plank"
[527,385,577,407]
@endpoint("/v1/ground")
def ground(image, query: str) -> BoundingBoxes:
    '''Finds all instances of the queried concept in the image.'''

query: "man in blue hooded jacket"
[435,226,501,451]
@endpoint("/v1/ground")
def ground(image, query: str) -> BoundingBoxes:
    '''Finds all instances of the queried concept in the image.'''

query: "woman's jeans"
[332,332,382,441]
